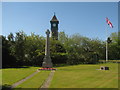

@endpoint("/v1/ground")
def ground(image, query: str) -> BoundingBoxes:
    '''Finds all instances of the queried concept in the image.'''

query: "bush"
[51,53,67,64]
[67,53,85,65]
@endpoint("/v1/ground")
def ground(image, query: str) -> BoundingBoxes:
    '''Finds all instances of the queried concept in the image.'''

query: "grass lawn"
[2,63,119,89]
[50,63,118,88]
[16,71,50,88]
[2,67,39,86]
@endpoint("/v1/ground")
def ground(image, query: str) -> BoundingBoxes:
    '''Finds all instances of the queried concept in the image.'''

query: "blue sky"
[2,2,118,41]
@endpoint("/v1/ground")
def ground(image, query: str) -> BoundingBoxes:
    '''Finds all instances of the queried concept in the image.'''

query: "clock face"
[53,23,56,27]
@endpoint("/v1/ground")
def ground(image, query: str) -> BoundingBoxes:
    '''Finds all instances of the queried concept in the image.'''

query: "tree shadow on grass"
[53,64,72,67]
[2,84,12,90]
[48,88,118,90]
[2,66,30,69]
[53,63,102,68]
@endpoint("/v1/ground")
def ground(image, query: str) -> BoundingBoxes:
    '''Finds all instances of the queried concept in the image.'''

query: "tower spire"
[50,13,59,22]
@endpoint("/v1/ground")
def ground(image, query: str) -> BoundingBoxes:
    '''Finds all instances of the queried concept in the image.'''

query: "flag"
[106,17,113,28]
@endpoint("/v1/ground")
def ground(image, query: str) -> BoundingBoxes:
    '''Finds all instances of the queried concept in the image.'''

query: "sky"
[2,2,118,41]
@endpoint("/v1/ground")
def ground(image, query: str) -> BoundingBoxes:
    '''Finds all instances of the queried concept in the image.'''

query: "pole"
[106,28,108,62]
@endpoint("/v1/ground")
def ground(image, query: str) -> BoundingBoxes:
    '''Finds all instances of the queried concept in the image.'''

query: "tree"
[108,32,120,60]
[24,33,45,66]
[2,35,16,68]
[11,31,26,66]
[50,39,67,64]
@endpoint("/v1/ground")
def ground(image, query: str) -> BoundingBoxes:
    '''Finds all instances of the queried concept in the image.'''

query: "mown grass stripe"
[11,71,39,88]
[2,67,39,86]
[16,71,50,88]
[40,70,55,88]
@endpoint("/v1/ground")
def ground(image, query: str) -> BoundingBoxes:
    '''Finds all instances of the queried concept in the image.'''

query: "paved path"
[11,70,39,88]
[40,70,55,89]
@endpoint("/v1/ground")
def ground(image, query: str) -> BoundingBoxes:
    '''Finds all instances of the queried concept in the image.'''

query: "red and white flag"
[106,17,113,28]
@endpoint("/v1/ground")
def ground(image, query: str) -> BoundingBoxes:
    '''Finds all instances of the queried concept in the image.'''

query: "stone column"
[42,29,53,68]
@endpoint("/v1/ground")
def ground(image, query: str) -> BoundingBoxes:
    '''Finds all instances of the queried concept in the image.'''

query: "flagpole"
[106,26,108,62]
[105,17,113,62]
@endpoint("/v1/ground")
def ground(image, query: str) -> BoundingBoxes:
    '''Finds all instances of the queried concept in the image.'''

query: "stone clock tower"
[50,14,59,40]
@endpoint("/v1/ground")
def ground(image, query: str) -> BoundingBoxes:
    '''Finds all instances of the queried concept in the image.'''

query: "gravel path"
[11,70,39,88]
[40,70,55,89]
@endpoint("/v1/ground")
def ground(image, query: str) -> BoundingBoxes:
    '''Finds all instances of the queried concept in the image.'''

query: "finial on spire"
[54,12,56,16]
